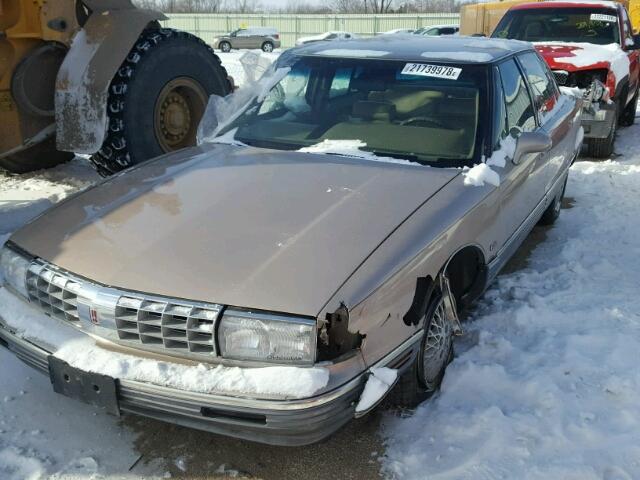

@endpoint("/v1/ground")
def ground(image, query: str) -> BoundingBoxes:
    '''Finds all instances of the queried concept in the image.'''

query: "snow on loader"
[0,0,232,176]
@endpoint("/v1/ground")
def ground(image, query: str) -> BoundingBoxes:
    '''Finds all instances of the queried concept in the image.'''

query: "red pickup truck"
[493,1,640,157]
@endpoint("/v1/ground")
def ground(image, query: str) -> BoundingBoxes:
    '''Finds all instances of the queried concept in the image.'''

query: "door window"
[518,52,559,119]
[493,67,509,149]
[620,8,634,47]
[498,59,537,134]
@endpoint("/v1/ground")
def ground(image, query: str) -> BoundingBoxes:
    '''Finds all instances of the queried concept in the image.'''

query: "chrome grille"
[26,265,81,323]
[553,70,569,86]
[115,296,220,354]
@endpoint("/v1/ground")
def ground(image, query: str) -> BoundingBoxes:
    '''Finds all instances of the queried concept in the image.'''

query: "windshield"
[493,7,620,45]
[217,56,487,166]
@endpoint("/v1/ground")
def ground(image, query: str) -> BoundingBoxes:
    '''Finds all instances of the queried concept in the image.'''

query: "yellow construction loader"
[0,0,232,175]
[460,0,640,37]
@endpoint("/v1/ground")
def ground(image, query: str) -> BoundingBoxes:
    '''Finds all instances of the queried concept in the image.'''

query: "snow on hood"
[534,42,630,86]
[0,288,330,399]
[298,139,419,166]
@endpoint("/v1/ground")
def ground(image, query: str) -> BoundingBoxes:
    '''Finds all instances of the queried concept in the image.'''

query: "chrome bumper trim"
[0,322,420,445]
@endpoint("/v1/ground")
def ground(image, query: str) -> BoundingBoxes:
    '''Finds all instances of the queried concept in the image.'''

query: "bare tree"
[229,0,261,12]
[332,0,366,13]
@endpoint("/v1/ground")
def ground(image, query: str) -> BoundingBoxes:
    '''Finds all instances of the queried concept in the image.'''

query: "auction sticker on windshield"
[401,63,462,80]
[590,13,617,23]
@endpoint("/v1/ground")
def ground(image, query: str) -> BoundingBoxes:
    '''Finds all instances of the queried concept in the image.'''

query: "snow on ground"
[382,115,640,478]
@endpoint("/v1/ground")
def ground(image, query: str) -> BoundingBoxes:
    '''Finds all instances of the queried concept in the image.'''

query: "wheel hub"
[154,78,207,152]
[159,92,192,144]
[421,300,453,391]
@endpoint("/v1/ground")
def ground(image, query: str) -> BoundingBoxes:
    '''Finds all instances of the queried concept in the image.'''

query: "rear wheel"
[261,41,274,52]
[619,89,638,127]
[538,175,567,226]
[390,292,454,408]
[89,28,232,177]
[586,103,617,159]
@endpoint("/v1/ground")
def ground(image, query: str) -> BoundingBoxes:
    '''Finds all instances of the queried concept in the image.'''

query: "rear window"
[219,56,489,167]
[493,7,620,45]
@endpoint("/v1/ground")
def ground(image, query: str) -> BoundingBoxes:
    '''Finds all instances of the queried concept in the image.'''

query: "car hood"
[10,145,459,316]
[534,43,611,72]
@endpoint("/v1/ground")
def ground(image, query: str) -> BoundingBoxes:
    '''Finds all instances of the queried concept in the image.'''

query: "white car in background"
[295,31,357,46]
[414,24,459,36]
[379,28,415,35]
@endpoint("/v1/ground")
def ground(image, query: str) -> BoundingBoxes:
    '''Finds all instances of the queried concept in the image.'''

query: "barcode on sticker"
[401,63,462,80]
[590,13,617,23]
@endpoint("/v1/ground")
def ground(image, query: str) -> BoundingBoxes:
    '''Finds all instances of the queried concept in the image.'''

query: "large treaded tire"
[0,136,73,174]
[89,28,231,177]
[586,103,618,159]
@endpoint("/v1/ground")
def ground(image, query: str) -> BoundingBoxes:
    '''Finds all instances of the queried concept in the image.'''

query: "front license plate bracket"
[48,356,120,416]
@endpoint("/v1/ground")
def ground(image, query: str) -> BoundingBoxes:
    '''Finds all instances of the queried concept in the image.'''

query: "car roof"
[510,0,619,10]
[294,35,533,63]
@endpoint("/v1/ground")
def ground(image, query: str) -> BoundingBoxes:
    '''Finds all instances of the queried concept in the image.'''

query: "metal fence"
[162,13,460,48]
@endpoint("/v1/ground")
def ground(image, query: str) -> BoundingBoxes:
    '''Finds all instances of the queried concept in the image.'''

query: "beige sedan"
[0,36,582,445]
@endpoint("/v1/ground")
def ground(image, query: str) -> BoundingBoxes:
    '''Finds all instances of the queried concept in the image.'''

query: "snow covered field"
[383,120,640,479]
[1,51,639,478]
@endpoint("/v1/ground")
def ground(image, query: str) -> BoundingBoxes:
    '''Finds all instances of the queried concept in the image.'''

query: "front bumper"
[581,101,617,139]
[0,316,420,445]
[0,322,360,446]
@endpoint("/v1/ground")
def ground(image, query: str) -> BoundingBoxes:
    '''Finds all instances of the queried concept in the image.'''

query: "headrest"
[352,101,396,122]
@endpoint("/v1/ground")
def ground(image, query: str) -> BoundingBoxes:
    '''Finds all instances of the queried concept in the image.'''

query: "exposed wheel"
[389,292,454,408]
[219,41,231,53]
[0,136,73,174]
[619,89,638,127]
[89,28,232,177]
[261,41,274,53]
[538,175,567,226]
[586,103,617,158]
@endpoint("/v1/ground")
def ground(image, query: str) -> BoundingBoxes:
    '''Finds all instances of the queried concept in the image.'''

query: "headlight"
[590,80,606,102]
[0,245,31,298]
[218,310,316,364]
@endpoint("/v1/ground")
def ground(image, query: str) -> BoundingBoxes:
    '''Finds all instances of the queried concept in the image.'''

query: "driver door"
[489,58,549,267]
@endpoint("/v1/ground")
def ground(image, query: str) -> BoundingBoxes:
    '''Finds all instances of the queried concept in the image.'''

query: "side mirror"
[629,34,640,50]
[512,131,552,164]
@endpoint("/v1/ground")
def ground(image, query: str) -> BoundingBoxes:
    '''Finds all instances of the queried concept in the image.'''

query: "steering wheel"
[400,117,446,128]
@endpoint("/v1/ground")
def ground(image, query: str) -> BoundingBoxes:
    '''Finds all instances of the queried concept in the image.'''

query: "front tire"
[586,103,617,159]
[390,292,454,408]
[89,28,232,177]
[219,41,231,53]
[619,89,638,127]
